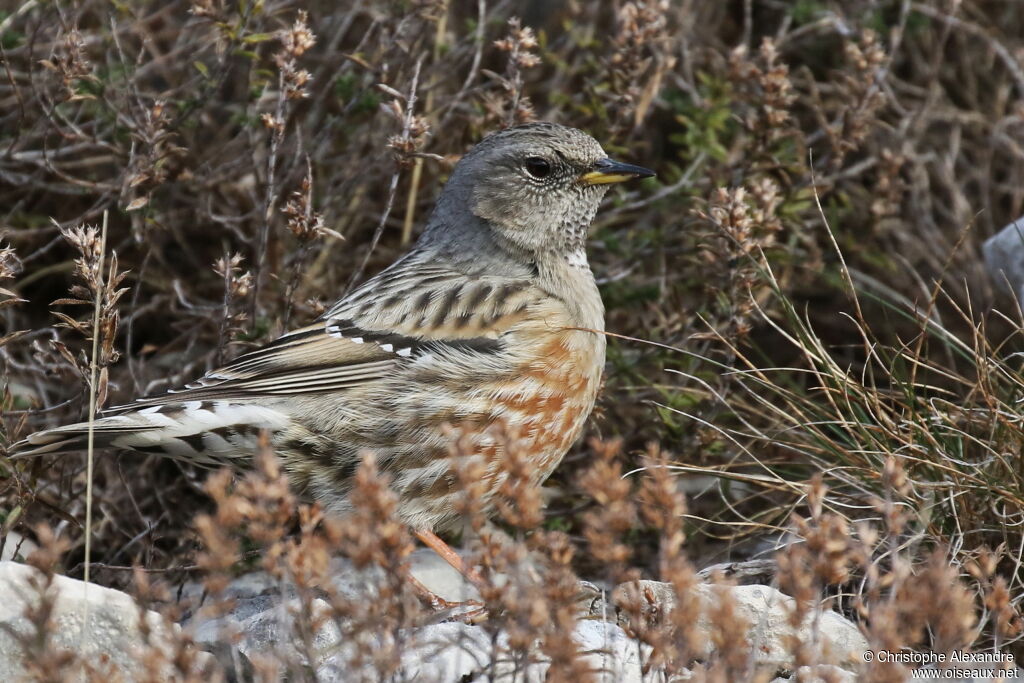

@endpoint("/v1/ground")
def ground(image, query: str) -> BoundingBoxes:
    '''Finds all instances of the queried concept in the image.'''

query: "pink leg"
[415,529,485,587]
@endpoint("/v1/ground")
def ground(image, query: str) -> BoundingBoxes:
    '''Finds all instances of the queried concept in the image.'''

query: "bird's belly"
[279,330,604,532]
[388,332,603,530]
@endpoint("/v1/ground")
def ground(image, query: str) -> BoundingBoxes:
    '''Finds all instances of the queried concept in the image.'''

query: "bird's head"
[433,123,654,263]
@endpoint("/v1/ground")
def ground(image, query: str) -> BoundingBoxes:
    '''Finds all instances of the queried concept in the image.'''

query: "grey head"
[422,122,653,268]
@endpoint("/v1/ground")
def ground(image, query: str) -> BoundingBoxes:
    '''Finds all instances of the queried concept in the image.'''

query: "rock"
[0,551,890,681]
[984,218,1024,301]
[0,532,38,563]
[405,547,481,603]
[327,621,491,681]
[190,581,641,681]
[614,580,868,675]
[190,594,343,675]
[0,561,208,680]
[771,664,857,682]
[577,579,610,617]
[393,620,644,682]
[178,547,478,613]
[201,639,256,683]
[563,620,645,682]
[696,558,777,585]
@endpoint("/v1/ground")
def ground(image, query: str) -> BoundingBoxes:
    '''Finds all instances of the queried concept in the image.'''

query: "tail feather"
[9,419,157,458]
[7,400,290,465]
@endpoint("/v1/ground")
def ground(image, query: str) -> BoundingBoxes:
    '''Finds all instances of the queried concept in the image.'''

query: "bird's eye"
[524,156,552,179]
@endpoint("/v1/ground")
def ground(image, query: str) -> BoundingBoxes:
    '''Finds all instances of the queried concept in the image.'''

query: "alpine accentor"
[13,122,654,541]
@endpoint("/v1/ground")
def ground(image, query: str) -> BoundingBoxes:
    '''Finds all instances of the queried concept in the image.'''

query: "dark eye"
[524,156,552,179]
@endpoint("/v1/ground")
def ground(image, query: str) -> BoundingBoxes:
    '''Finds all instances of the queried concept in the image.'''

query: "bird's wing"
[106,316,505,411]
[9,258,542,460]
[8,317,508,459]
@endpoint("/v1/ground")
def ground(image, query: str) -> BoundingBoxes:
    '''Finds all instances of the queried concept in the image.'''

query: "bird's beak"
[579,158,656,185]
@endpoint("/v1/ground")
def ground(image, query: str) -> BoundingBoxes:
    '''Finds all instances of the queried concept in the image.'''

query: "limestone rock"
[190,581,640,681]
[190,594,342,674]
[771,664,857,682]
[393,620,644,682]
[614,580,868,674]
[0,561,208,680]
[0,532,37,563]
[984,218,1024,302]
[179,547,479,611]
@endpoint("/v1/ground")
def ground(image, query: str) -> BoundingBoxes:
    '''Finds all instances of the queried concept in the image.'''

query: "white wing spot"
[380,343,394,352]
[396,347,412,357]
[350,337,364,344]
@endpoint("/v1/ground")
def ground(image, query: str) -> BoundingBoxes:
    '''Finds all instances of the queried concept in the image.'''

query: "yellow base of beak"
[579,171,641,185]
[578,158,655,185]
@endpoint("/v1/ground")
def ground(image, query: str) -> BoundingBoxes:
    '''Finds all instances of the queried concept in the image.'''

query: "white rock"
[0,561,207,680]
[407,547,481,603]
[201,589,643,682]
[615,581,868,674]
[771,664,857,682]
[323,547,482,603]
[567,620,645,682]
[179,547,478,611]
[730,584,866,672]
[372,622,491,681]
[984,217,1024,302]
[394,620,643,682]
[0,532,37,562]
[190,595,343,674]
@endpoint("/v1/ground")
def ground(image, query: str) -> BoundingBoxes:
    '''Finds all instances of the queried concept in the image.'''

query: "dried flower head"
[729,37,796,136]
[0,243,22,281]
[607,1,674,130]
[212,253,253,362]
[280,11,316,58]
[283,174,328,242]
[579,439,637,579]
[274,11,317,100]
[39,29,94,100]
[188,0,223,19]
[493,17,541,125]
[694,179,782,341]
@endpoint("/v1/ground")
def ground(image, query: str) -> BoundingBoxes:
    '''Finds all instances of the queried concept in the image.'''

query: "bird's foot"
[429,598,489,625]
[408,573,489,623]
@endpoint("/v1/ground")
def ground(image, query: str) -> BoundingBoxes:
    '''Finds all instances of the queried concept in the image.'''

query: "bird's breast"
[492,327,604,480]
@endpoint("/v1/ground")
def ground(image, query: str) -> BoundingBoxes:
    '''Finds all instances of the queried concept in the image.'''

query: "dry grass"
[2,0,1024,678]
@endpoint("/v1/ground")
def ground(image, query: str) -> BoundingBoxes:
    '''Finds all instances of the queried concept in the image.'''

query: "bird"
[9,122,653,594]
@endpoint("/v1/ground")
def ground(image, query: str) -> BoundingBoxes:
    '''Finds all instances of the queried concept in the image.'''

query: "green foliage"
[666,77,735,162]
[789,0,825,25]
[0,14,23,50]
[334,73,379,114]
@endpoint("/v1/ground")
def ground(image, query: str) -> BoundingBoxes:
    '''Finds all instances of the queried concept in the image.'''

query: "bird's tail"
[7,400,290,466]
[8,420,137,458]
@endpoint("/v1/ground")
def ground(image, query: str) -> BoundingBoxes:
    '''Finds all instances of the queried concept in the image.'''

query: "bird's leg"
[409,531,488,624]
[406,572,456,611]
[415,529,485,587]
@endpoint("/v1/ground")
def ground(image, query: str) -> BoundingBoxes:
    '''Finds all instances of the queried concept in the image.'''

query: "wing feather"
[106,314,506,413]
[8,262,529,460]
[104,326,399,411]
